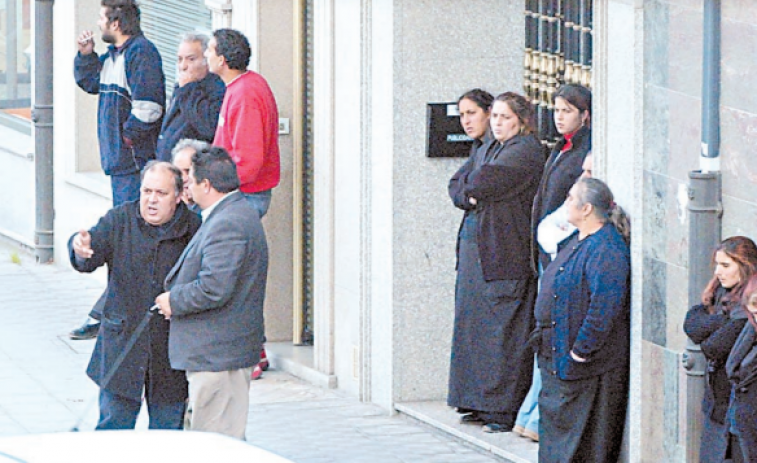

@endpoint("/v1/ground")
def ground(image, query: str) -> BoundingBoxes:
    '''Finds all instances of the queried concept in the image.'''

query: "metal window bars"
[524,0,592,149]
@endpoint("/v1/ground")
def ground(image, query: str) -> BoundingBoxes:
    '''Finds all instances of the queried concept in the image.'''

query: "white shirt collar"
[200,190,238,222]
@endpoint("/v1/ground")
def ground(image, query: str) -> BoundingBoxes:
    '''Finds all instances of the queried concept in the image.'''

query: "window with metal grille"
[139,0,212,97]
[524,0,592,148]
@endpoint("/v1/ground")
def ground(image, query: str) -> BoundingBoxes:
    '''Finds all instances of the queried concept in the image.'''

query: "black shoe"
[69,321,100,340]
[482,422,513,433]
[460,413,484,424]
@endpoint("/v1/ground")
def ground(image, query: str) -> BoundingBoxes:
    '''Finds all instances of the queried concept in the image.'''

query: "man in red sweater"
[206,28,280,218]
[205,29,277,379]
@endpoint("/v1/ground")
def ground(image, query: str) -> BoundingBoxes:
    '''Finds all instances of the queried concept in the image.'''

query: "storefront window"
[0,0,31,127]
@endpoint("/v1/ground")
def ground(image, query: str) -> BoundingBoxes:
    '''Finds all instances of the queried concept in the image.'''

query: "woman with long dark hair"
[447,91,545,433]
[685,236,757,462]
[536,177,631,462]
[515,84,592,442]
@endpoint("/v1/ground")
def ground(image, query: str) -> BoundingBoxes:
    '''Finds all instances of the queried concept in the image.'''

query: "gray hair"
[574,177,631,245]
[171,139,211,162]
[180,32,209,52]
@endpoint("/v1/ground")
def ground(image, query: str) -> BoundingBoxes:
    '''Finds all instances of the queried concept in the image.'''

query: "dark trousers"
[110,172,141,207]
[733,384,757,462]
[538,362,629,463]
[89,292,106,320]
[96,388,185,430]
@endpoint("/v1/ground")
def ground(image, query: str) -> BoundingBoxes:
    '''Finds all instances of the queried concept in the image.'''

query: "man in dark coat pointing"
[69,161,201,430]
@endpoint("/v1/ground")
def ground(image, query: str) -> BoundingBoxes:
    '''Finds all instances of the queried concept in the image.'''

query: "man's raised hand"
[73,230,94,259]
[77,30,95,55]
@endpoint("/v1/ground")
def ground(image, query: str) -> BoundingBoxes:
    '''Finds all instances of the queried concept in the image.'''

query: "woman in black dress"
[684,236,757,463]
[447,91,545,433]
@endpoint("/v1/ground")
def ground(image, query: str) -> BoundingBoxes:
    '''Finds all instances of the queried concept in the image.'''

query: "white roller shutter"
[139,0,212,97]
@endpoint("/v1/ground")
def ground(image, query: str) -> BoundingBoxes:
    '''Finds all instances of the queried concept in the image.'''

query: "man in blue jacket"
[156,33,225,162]
[72,0,165,339]
[74,0,165,204]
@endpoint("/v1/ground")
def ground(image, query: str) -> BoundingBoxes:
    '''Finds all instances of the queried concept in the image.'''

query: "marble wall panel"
[644,84,670,175]
[665,262,689,353]
[643,171,689,266]
[721,18,757,114]
[643,255,667,346]
[640,343,685,462]
[663,3,703,98]
[722,0,757,23]
[641,340,666,461]
[722,195,757,243]
[393,304,453,402]
[663,348,682,462]
[720,107,757,203]
[666,91,701,180]
[644,1,669,89]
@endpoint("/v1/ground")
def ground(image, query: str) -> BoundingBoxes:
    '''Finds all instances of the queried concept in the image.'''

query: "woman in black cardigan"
[684,236,757,463]
[447,91,545,433]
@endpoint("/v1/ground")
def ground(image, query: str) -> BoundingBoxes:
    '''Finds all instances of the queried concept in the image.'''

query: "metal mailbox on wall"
[426,102,473,158]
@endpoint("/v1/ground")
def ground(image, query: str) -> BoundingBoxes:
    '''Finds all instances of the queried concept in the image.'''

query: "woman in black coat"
[515,83,592,442]
[727,274,757,462]
[684,236,757,463]
[447,91,545,433]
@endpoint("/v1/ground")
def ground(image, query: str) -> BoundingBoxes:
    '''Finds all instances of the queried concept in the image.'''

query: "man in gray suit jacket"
[154,146,267,439]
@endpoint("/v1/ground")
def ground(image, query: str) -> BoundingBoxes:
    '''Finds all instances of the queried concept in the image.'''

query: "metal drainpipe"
[33,0,54,263]
[681,1,722,461]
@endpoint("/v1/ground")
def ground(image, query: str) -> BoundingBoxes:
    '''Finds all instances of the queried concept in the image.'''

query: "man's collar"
[200,190,239,222]
[108,33,139,56]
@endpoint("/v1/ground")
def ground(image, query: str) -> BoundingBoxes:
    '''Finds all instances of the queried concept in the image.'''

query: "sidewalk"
[0,240,510,463]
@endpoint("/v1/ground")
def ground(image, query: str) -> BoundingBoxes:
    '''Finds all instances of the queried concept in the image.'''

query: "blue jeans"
[514,355,540,433]
[95,389,185,430]
[242,189,272,218]
[110,172,141,206]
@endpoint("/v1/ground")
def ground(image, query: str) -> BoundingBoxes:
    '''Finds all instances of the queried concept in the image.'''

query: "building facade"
[2,0,757,461]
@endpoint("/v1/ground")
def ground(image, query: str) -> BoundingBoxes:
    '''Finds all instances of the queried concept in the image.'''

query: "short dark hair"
[191,146,240,193]
[102,0,142,36]
[141,160,183,196]
[212,29,251,71]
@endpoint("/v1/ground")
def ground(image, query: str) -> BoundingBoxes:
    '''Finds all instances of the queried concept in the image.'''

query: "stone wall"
[391,0,524,402]
[642,0,757,460]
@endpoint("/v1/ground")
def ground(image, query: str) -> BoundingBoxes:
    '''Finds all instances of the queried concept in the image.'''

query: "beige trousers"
[185,368,252,440]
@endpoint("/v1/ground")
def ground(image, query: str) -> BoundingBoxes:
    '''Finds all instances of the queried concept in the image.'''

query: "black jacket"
[156,72,226,161]
[684,288,747,423]
[449,133,545,281]
[727,322,757,390]
[69,201,201,402]
[531,126,591,270]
